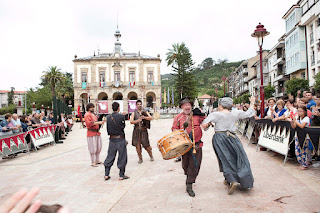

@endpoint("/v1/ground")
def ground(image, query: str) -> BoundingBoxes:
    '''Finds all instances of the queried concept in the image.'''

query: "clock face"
[115,53,120,58]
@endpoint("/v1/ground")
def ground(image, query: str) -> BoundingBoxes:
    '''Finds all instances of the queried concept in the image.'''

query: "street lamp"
[221,76,227,96]
[251,23,269,118]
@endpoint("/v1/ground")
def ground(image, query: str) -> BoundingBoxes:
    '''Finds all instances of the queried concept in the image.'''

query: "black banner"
[254,119,320,152]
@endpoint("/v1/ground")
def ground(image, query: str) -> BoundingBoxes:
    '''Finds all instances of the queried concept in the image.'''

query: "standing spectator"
[289,106,311,170]
[11,113,22,133]
[272,100,287,121]
[311,99,320,126]
[305,91,316,110]
[0,113,16,135]
[49,113,54,124]
[30,113,41,128]
[300,98,312,119]
[40,112,46,121]
[264,98,277,119]
[284,99,298,121]
[0,114,13,136]
[20,115,31,133]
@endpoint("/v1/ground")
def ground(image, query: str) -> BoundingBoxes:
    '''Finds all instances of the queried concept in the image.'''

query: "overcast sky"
[0,0,297,91]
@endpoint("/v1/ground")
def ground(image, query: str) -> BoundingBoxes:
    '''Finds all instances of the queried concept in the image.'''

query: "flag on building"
[164,88,167,104]
[82,82,87,89]
[167,87,170,104]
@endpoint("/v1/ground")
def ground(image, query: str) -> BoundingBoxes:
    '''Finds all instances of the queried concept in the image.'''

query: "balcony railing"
[311,55,315,66]
[310,32,314,44]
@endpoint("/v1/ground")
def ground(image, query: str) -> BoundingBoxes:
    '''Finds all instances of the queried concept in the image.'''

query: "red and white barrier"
[0,133,28,157]
[29,126,56,147]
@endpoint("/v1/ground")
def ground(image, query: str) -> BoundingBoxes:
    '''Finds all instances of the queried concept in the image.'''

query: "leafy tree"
[264,84,276,99]
[314,72,320,92]
[7,87,15,105]
[56,72,74,104]
[166,42,197,102]
[241,94,251,103]
[0,104,16,115]
[200,58,214,70]
[285,78,309,97]
[25,86,53,111]
[42,66,64,97]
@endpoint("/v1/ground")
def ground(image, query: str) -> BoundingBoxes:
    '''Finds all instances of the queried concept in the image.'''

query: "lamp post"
[251,23,269,118]
[221,76,227,96]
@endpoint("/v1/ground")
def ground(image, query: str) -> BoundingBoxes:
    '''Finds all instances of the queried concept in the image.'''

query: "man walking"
[130,100,154,164]
[84,103,105,167]
[172,97,206,197]
[104,102,129,180]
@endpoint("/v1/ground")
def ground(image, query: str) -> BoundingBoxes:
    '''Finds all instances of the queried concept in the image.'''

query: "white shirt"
[298,116,310,127]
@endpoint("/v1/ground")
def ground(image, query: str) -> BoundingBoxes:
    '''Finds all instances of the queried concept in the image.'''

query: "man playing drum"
[172,97,206,197]
[130,100,154,164]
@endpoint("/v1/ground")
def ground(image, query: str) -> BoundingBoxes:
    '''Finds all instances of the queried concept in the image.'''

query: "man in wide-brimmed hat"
[171,97,206,197]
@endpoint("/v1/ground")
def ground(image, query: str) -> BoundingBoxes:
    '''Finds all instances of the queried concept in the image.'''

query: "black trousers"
[182,142,202,184]
[104,138,127,177]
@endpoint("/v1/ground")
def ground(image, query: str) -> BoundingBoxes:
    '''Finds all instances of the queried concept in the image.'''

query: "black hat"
[179,97,194,108]
[192,108,205,116]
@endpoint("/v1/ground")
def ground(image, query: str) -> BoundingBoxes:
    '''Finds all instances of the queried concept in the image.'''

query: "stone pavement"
[0,119,320,213]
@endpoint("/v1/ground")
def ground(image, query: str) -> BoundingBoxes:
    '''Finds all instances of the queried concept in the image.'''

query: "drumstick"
[191,112,196,154]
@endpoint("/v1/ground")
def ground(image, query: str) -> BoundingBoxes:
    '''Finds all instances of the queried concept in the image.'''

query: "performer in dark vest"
[104,102,129,181]
[172,97,206,197]
[130,100,154,164]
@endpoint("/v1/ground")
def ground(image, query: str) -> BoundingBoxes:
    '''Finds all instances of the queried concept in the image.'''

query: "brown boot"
[228,182,237,195]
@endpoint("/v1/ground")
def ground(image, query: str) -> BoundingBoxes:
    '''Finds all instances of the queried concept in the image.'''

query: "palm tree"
[42,66,64,97]
[56,73,74,103]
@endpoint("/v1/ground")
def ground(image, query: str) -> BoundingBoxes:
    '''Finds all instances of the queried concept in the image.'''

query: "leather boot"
[186,183,195,197]
[146,146,154,161]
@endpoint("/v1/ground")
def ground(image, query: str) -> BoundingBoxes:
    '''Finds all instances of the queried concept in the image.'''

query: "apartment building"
[299,0,320,87]
[283,4,308,80]
[265,37,288,98]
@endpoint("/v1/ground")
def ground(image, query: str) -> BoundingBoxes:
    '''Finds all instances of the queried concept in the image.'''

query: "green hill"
[161,59,242,97]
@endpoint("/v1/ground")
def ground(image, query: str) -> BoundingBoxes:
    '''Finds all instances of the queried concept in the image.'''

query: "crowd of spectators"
[234,90,320,170]
[0,112,74,159]
[232,90,320,127]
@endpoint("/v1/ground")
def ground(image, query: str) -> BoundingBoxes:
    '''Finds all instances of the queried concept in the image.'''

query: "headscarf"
[218,97,233,109]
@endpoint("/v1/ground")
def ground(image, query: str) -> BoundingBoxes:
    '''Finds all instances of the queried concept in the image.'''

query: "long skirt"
[212,132,254,189]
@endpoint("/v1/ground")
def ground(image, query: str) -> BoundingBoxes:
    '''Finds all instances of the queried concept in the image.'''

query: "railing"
[311,55,315,66]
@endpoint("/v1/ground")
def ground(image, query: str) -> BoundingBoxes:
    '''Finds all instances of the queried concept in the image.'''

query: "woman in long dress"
[201,96,256,195]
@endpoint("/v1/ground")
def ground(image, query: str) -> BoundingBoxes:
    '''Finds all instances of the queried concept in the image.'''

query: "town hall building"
[73,27,161,113]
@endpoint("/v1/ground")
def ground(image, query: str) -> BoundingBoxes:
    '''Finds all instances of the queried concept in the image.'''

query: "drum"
[157,130,192,160]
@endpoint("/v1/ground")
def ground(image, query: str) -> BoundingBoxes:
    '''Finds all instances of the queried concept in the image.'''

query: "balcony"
[274,74,289,82]
[311,55,315,66]
[311,32,314,44]
[275,92,284,98]
[275,56,285,65]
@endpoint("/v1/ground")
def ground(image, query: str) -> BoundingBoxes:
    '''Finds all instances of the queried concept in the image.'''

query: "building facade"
[228,52,268,98]
[299,0,320,87]
[251,56,269,98]
[73,28,161,113]
[265,37,288,98]
[283,5,308,79]
[0,90,26,108]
